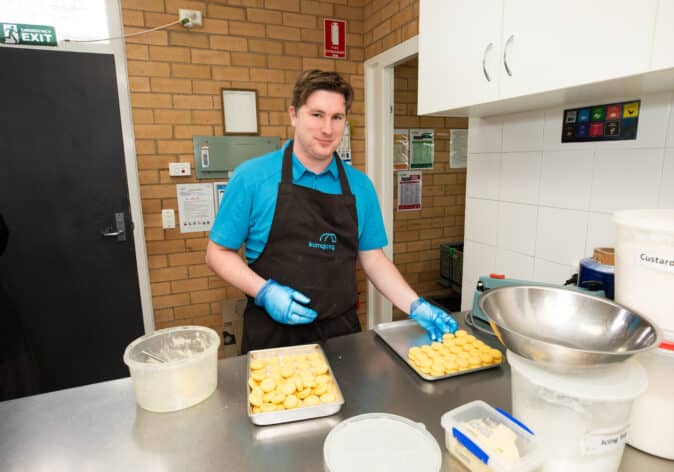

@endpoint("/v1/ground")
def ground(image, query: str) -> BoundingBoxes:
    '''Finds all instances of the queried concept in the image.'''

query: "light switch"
[169,162,191,176]
[162,209,176,229]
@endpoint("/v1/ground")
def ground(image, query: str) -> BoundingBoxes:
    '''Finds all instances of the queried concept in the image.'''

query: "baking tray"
[246,343,344,426]
[374,319,503,381]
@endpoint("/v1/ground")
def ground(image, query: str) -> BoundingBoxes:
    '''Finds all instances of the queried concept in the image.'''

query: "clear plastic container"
[440,400,544,472]
[123,326,220,412]
[508,350,647,472]
[323,413,441,472]
[628,330,674,459]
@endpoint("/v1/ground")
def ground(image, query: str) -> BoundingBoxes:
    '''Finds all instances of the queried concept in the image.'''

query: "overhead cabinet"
[419,0,665,117]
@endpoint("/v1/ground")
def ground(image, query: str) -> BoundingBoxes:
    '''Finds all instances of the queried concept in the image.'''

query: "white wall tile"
[543,106,596,152]
[461,241,496,311]
[539,150,594,210]
[464,198,499,245]
[494,249,534,280]
[499,152,541,204]
[466,153,501,199]
[535,207,588,266]
[585,213,617,255]
[667,93,674,148]
[595,92,672,150]
[590,148,664,212]
[468,116,503,153]
[462,90,674,310]
[497,202,538,255]
[502,110,545,152]
[533,258,576,285]
[659,148,674,208]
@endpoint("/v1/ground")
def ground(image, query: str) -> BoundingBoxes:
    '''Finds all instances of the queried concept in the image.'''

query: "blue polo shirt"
[210,141,388,263]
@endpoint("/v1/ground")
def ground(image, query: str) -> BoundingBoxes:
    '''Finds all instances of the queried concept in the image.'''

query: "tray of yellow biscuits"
[375,320,503,381]
[246,343,344,426]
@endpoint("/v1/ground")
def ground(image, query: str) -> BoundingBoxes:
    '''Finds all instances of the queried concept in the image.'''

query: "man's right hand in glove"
[254,279,318,325]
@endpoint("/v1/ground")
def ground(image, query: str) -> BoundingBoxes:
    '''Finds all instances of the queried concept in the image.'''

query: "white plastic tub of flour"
[614,209,674,332]
[628,331,674,460]
[507,350,647,472]
[123,326,220,412]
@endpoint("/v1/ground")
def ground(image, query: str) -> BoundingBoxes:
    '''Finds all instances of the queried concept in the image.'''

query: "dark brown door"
[0,47,144,395]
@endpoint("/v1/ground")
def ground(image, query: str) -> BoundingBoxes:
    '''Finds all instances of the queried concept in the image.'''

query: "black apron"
[241,142,360,353]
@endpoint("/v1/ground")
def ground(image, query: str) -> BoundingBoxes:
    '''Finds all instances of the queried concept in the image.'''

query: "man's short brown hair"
[291,69,354,112]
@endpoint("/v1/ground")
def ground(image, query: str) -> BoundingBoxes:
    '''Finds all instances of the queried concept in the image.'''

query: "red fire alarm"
[324,18,346,59]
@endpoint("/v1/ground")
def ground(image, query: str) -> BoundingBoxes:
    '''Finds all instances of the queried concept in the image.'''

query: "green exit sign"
[1,23,57,46]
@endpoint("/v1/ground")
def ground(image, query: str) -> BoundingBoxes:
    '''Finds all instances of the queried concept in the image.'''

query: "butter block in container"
[441,400,544,472]
[247,343,344,426]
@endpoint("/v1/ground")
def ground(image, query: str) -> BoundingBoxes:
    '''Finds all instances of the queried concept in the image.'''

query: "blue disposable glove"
[254,279,318,325]
[409,297,458,341]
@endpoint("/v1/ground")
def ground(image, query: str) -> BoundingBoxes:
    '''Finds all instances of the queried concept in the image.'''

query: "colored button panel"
[565,110,577,123]
[577,109,590,123]
[576,123,589,138]
[589,122,604,137]
[604,121,620,137]
[606,105,621,120]
[623,102,639,118]
[591,107,605,121]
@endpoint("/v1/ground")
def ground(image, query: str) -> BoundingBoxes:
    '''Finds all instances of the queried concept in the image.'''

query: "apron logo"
[308,232,337,252]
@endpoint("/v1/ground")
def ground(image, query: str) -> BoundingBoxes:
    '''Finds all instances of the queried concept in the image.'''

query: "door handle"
[102,230,124,237]
[503,34,514,77]
[101,212,127,242]
[482,42,493,82]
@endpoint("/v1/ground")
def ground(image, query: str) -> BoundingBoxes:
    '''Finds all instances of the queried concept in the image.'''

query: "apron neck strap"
[282,140,353,196]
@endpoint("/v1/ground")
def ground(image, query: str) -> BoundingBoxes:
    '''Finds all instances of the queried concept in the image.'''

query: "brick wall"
[363,0,418,59]
[392,58,467,320]
[121,0,368,354]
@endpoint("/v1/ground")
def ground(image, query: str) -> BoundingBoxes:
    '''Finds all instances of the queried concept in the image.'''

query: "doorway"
[0,47,146,395]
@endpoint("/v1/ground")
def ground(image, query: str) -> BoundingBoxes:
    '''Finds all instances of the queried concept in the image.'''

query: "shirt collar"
[284,140,339,180]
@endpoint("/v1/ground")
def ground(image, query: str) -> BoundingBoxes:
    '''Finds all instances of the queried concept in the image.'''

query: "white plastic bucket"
[628,331,674,459]
[613,209,674,332]
[507,350,647,472]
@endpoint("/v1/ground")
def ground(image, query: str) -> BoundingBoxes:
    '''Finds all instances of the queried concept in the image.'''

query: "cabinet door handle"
[503,34,514,77]
[482,42,494,82]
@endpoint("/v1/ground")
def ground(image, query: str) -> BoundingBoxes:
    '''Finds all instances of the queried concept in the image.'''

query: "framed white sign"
[221,88,258,135]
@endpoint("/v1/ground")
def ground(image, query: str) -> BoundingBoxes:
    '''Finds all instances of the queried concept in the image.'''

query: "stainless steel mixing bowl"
[478,285,662,370]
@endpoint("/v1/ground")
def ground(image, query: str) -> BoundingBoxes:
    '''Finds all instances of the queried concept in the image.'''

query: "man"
[206,70,457,353]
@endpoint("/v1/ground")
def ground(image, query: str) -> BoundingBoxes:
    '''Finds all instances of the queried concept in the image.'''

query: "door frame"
[364,36,418,328]
[0,1,154,332]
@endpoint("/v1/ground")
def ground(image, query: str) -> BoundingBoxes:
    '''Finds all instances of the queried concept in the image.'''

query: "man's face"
[288,90,347,165]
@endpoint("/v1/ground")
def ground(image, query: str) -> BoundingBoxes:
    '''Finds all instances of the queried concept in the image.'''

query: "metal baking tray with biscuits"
[246,343,344,426]
[374,320,503,381]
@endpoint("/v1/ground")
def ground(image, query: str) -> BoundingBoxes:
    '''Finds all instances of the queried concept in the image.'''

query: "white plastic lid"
[323,413,441,472]
[613,209,674,234]
[507,350,648,402]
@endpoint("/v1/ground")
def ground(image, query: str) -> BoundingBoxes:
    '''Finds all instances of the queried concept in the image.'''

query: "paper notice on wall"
[177,183,215,233]
[397,171,422,211]
[213,181,228,213]
[394,129,409,170]
[410,129,434,169]
[450,129,468,168]
[337,121,352,165]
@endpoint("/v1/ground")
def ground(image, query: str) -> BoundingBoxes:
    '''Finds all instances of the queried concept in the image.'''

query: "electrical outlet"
[169,162,191,176]
[178,9,202,27]
[162,209,176,229]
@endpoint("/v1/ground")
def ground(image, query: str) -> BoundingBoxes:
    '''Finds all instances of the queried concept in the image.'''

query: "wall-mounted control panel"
[192,136,281,179]
[562,99,640,143]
